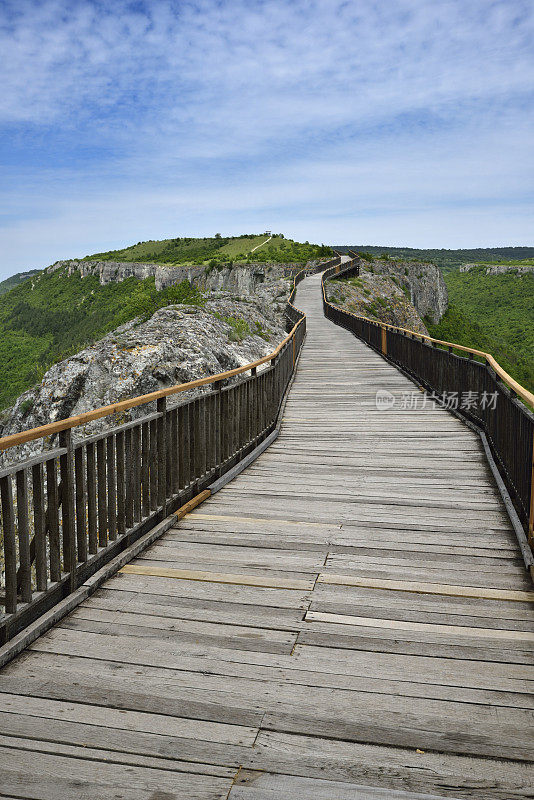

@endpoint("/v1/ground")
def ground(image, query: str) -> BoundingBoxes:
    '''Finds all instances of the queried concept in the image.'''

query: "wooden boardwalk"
[1,273,533,799]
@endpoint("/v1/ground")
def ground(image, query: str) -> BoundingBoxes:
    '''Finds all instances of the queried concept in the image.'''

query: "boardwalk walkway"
[0,274,533,799]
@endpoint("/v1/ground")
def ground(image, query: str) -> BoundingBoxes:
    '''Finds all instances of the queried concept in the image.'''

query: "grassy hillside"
[84,233,332,265]
[426,266,534,393]
[0,232,332,412]
[334,246,534,273]
[0,267,202,410]
[0,269,41,296]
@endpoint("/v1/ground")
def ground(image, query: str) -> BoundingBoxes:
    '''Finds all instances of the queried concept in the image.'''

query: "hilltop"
[84,233,332,266]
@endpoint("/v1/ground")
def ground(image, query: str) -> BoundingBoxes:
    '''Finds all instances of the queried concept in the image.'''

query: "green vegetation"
[225,317,251,342]
[427,266,534,393]
[83,233,332,266]
[0,269,41,296]
[211,313,258,342]
[343,246,534,273]
[0,267,203,409]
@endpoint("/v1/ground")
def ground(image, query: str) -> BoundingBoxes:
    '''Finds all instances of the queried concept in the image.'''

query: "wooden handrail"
[0,266,312,452]
[323,271,534,409]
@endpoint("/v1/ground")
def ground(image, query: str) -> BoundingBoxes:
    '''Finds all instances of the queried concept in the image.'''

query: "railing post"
[15,468,32,604]
[529,432,534,548]
[157,397,167,512]
[0,474,17,614]
[59,428,77,591]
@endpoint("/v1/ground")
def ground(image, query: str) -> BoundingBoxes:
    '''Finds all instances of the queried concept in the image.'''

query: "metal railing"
[323,261,534,554]
[0,257,340,643]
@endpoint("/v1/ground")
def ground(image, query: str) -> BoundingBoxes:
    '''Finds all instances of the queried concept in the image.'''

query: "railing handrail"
[324,263,534,409]
[0,258,339,453]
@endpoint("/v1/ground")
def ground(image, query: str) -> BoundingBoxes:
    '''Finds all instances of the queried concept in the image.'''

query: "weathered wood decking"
[0,273,533,799]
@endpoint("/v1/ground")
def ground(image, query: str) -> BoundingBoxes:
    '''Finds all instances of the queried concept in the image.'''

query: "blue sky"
[1,0,533,278]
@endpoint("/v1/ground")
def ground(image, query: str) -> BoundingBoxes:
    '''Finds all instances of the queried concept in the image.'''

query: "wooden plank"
[318,574,534,603]
[304,610,534,642]
[0,745,233,799]
[119,564,314,590]
[0,692,258,746]
[14,647,534,711]
[0,710,249,770]
[229,770,460,800]
[110,571,312,609]
[243,732,534,800]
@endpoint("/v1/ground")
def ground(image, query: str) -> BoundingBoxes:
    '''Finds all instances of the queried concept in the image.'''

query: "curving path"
[0,274,533,798]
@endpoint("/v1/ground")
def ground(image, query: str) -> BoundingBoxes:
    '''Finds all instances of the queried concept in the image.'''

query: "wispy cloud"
[1,0,533,276]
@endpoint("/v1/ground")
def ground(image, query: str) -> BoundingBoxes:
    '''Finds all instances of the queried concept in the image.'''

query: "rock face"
[363,259,448,324]
[327,269,429,334]
[460,263,534,275]
[0,278,290,466]
[47,259,303,293]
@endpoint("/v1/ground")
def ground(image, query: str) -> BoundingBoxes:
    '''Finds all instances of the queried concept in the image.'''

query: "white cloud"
[0,0,533,276]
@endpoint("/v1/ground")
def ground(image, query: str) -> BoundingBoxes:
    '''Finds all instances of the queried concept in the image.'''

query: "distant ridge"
[0,269,41,296]
[331,246,534,273]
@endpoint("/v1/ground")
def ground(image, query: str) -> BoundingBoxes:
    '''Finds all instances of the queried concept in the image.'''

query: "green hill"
[0,269,41,296]
[426,265,534,393]
[0,232,331,411]
[84,233,331,265]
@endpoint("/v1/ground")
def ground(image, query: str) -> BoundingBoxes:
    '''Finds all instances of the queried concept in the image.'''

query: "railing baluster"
[16,468,32,604]
[46,458,61,581]
[141,421,150,518]
[107,435,117,540]
[1,474,18,613]
[96,438,107,548]
[132,425,141,524]
[116,431,126,537]
[59,429,76,588]
[74,447,88,563]
[32,462,48,591]
[149,417,158,511]
[125,427,134,529]
[157,398,167,510]
[86,443,98,554]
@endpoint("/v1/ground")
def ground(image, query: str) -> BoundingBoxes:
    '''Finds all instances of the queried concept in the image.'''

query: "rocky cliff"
[460,263,534,275]
[0,264,294,466]
[327,270,429,334]
[48,258,305,294]
[326,257,448,333]
[363,258,448,324]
